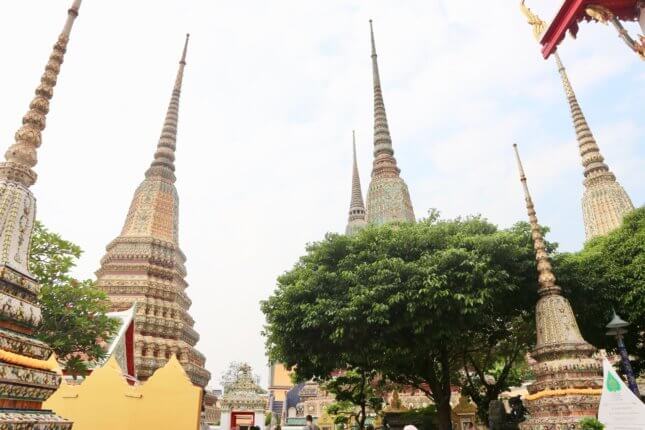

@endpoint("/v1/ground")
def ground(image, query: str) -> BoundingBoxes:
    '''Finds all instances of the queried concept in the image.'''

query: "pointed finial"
[180,33,190,65]
[369,19,377,57]
[369,20,397,164]
[146,34,191,182]
[0,0,83,186]
[512,144,560,296]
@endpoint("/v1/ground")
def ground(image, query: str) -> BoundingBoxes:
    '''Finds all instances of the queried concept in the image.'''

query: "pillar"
[221,409,231,430]
[255,410,265,430]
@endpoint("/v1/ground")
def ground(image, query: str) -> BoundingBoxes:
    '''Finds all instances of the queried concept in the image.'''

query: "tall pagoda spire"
[96,34,210,389]
[554,53,634,240]
[346,130,367,235]
[365,20,415,225]
[145,34,189,183]
[0,1,82,428]
[512,144,601,429]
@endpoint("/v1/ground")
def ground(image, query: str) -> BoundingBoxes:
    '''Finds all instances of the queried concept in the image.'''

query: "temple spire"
[369,19,396,162]
[145,33,190,183]
[365,20,415,225]
[346,130,367,235]
[0,2,83,426]
[512,144,560,297]
[97,34,210,388]
[554,53,634,239]
[512,144,601,429]
[0,0,82,187]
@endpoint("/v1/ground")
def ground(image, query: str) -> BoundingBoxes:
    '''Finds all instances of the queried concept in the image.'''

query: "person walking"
[304,415,319,430]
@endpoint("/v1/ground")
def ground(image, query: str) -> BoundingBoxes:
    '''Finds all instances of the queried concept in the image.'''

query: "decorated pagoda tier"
[0,1,83,428]
[96,34,210,389]
[553,54,634,240]
[365,21,415,225]
[513,145,602,429]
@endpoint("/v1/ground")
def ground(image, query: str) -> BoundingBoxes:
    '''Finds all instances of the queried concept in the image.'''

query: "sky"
[0,0,642,390]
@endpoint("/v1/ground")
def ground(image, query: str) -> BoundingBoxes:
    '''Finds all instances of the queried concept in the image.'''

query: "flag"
[598,358,645,429]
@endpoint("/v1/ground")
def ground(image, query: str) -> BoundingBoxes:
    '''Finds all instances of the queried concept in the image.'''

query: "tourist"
[305,415,319,430]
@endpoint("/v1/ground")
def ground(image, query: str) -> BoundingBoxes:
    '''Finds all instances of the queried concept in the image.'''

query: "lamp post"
[606,311,641,397]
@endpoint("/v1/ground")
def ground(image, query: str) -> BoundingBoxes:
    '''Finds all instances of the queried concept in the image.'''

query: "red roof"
[540,0,640,58]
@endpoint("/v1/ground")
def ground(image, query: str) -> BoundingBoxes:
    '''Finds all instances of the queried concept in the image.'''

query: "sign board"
[598,358,645,429]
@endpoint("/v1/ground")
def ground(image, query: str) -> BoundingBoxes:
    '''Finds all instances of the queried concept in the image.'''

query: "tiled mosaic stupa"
[553,54,634,240]
[365,20,415,225]
[513,145,602,429]
[520,1,634,241]
[96,34,210,388]
[0,1,82,428]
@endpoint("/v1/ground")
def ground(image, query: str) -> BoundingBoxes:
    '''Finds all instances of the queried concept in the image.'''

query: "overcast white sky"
[0,1,642,389]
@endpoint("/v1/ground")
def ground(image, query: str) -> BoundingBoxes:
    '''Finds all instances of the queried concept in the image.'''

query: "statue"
[507,396,527,424]
[487,396,527,430]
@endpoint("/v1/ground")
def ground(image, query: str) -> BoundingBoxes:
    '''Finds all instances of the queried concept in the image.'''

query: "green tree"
[555,207,645,375]
[263,216,541,430]
[325,369,384,430]
[29,221,118,377]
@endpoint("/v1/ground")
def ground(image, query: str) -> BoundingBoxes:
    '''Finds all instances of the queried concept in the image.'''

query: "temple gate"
[220,364,268,430]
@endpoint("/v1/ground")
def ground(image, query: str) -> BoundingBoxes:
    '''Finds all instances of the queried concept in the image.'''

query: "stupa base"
[0,409,72,430]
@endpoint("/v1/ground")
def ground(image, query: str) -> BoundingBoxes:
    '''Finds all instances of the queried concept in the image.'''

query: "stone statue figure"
[488,396,527,430]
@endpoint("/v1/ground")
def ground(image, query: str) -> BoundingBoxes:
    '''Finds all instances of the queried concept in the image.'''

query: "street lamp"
[606,311,641,397]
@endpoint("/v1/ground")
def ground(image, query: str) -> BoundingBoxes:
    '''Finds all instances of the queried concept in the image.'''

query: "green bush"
[579,417,604,430]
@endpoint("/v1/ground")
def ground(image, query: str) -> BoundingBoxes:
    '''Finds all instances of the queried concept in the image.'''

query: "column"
[255,410,265,430]
[220,409,231,430]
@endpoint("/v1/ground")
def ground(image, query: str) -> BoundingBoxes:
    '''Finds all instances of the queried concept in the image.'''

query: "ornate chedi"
[553,53,634,240]
[0,1,82,428]
[513,144,602,430]
[96,34,210,388]
[520,1,634,241]
[346,131,367,235]
[365,21,415,225]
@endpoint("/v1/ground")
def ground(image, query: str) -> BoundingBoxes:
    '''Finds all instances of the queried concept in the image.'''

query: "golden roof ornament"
[520,0,546,41]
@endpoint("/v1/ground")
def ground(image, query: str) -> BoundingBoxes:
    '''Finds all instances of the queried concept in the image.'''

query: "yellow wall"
[44,356,202,430]
[269,363,293,401]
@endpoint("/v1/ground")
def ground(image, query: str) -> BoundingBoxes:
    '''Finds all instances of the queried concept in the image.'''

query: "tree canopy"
[29,221,119,376]
[263,208,645,429]
[556,206,645,374]
[262,215,543,430]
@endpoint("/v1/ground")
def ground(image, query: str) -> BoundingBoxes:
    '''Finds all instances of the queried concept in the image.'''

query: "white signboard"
[598,358,645,429]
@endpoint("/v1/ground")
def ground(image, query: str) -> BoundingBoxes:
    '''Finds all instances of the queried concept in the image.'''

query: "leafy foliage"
[30,221,82,288]
[263,215,542,430]
[29,221,118,376]
[325,369,384,430]
[555,207,645,374]
[578,417,604,430]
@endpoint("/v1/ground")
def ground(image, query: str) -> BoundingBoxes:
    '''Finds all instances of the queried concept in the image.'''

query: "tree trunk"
[359,403,367,430]
[436,398,452,430]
